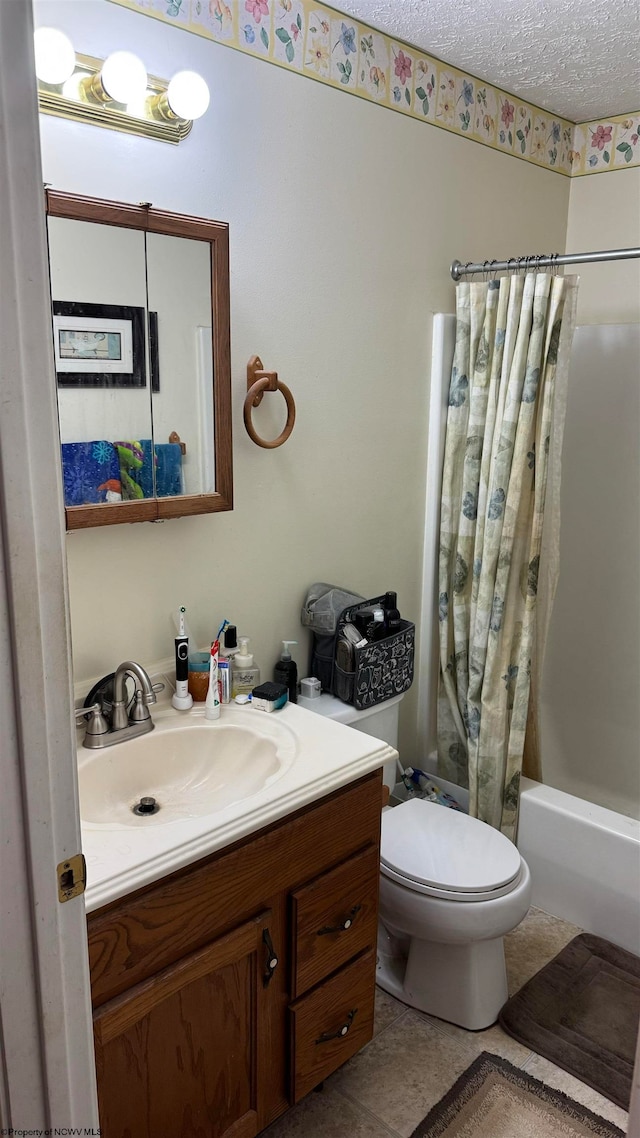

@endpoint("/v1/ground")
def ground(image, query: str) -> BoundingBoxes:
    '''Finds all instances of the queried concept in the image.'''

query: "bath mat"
[498,932,640,1110]
[409,1052,624,1137]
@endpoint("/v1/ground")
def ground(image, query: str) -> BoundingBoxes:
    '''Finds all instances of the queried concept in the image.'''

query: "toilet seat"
[380,798,523,903]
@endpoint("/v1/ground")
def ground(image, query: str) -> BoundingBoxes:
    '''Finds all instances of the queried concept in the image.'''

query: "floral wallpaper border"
[108,0,640,178]
[570,112,640,175]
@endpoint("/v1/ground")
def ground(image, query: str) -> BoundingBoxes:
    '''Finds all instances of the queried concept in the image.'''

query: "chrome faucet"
[76,661,161,749]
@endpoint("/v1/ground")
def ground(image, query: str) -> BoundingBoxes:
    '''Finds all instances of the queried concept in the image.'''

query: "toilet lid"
[380,798,522,894]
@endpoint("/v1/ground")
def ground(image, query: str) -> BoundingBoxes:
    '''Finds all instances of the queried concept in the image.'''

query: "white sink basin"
[79,718,296,827]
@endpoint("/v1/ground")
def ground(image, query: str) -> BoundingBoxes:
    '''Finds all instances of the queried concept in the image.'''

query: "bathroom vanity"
[79,701,392,1138]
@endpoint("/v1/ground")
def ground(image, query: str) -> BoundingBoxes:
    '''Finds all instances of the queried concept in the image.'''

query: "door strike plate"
[57,853,86,902]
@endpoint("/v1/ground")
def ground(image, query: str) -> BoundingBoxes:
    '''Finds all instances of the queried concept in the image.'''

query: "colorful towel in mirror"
[61,441,122,506]
[138,439,183,498]
[153,442,183,498]
[114,440,145,500]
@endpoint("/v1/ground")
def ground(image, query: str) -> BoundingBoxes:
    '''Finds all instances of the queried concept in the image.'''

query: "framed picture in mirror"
[53,301,145,387]
[53,301,161,391]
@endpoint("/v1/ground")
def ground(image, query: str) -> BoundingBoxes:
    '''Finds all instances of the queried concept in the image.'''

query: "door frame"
[0,0,98,1128]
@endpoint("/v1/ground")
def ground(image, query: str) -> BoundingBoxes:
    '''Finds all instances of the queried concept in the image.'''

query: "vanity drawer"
[289,949,376,1102]
[290,844,379,997]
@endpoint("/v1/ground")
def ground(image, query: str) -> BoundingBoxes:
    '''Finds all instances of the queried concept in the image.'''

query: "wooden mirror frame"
[45,190,232,530]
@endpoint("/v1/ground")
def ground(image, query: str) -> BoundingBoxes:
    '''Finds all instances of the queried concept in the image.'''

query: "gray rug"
[409,1052,624,1137]
[498,932,640,1109]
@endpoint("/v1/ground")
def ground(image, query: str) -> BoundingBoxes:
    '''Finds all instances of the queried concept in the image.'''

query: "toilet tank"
[298,691,403,789]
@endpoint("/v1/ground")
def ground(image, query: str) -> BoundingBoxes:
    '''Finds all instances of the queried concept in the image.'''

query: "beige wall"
[36,0,570,761]
[566,169,640,324]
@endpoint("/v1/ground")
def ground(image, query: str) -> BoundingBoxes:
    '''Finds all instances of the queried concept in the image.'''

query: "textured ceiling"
[330,0,640,122]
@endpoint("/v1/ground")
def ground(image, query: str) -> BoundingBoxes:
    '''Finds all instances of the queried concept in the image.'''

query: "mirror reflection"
[48,217,214,509]
[145,232,214,497]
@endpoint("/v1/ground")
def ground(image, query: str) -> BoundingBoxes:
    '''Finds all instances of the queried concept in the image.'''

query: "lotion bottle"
[231,637,260,697]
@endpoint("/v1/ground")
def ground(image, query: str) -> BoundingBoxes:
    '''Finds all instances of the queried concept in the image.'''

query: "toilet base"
[376,931,508,1031]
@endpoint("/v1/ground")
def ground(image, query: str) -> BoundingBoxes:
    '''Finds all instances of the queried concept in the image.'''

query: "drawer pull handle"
[262,927,279,987]
[315,1008,358,1045]
[317,904,362,936]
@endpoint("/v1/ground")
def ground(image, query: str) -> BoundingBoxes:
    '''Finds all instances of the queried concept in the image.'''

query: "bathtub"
[414,760,640,956]
[517,778,640,956]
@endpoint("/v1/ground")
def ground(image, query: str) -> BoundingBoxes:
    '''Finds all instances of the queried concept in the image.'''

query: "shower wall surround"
[109,0,640,177]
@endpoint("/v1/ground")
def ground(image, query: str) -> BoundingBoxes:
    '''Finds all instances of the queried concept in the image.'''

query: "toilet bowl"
[302,691,532,1031]
[377,796,532,1030]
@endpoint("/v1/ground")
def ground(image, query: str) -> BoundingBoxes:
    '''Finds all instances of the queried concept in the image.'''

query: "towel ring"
[244,355,296,449]
[169,430,187,455]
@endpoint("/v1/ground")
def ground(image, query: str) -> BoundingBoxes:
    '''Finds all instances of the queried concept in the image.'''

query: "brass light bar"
[37,53,193,145]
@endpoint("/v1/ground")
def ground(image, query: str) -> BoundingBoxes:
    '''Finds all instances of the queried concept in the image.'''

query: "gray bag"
[301,583,365,693]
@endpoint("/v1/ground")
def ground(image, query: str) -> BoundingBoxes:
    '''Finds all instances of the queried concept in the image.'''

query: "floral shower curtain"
[437,272,578,840]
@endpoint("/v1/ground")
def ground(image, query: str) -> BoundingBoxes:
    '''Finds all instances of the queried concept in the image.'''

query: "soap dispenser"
[274,641,298,703]
[231,637,260,698]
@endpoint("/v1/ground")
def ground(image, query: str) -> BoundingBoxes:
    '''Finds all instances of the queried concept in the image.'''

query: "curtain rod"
[450,246,640,280]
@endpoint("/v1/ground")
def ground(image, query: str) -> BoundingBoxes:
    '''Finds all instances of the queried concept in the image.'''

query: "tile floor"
[264,907,630,1137]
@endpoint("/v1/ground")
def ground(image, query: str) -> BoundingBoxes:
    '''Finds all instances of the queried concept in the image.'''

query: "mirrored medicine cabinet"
[45,190,232,530]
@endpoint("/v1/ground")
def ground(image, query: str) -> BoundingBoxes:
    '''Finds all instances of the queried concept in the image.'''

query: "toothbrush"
[172,605,193,710]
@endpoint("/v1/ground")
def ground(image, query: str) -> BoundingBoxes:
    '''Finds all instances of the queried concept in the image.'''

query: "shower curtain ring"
[489,259,497,280]
[506,257,517,275]
[483,259,491,281]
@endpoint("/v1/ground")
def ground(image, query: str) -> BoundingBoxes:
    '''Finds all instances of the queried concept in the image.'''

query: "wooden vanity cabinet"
[87,769,383,1138]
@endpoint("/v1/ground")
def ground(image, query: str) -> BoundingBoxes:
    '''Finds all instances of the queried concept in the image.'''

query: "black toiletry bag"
[333,595,415,710]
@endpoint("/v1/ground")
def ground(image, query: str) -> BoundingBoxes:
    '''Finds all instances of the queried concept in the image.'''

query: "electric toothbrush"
[172,606,193,710]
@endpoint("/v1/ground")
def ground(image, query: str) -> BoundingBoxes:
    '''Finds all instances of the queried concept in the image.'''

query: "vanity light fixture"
[34,29,210,144]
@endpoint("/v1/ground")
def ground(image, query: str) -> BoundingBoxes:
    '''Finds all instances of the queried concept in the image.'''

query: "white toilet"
[302,691,532,1031]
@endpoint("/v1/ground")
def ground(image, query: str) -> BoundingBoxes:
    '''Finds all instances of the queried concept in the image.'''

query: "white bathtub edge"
[518,778,640,955]
[520,777,640,840]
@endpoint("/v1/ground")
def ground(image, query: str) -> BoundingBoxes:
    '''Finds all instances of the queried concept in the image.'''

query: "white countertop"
[79,696,396,913]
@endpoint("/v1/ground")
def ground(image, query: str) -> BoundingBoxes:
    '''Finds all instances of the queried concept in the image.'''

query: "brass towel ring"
[244,355,296,449]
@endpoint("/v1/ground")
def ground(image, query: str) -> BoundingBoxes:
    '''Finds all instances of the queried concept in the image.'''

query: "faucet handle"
[75,703,100,719]
[136,682,162,709]
[130,690,152,723]
[75,703,109,737]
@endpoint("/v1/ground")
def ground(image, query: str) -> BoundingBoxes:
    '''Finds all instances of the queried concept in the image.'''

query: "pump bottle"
[274,641,298,703]
[231,637,260,697]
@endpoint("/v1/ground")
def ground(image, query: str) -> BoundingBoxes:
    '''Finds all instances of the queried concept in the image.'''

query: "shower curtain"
[437,272,578,840]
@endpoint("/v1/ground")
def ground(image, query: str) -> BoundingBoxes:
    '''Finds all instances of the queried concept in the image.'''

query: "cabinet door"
[93,911,275,1138]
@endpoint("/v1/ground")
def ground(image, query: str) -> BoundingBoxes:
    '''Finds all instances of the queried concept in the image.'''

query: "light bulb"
[167,71,210,121]
[100,51,147,104]
[34,27,76,85]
